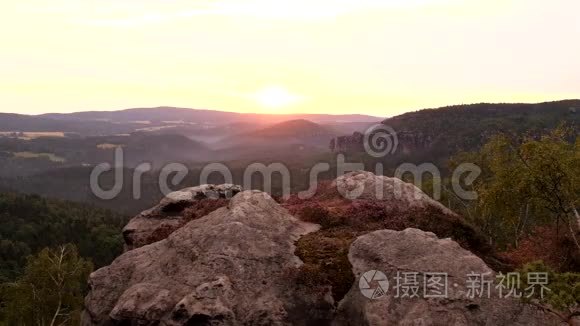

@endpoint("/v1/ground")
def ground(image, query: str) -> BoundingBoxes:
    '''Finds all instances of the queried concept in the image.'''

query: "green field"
[13,151,66,162]
[0,131,66,140]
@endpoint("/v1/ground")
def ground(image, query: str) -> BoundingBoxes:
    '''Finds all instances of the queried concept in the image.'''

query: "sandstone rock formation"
[331,171,451,213]
[84,174,557,325]
[330,132,365,153]
[83,190,327,325]
[123,184,241,250]
[285,171,503,272]
[335,228,556,326]
[329,130,435,155]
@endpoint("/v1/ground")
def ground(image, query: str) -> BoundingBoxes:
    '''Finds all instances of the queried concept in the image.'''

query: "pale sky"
[1,0,579,116]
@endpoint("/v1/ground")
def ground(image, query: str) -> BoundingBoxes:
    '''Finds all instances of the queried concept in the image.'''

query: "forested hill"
[382,100,579,160]
[0,192,128,281]
[385,100,579,134]
[332,100,579,164]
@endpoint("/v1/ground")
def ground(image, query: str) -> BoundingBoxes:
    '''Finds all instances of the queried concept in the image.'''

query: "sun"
[253,85,303,110]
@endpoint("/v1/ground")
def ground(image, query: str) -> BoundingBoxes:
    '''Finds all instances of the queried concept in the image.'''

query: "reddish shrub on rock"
[500,226,580,272]
[183,198,229,221]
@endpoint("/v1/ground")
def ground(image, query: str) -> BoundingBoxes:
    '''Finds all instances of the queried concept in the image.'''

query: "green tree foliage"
[0,192,128,282]
[517,261,579,323]
[0,244,93,326]
[450,127,579,249]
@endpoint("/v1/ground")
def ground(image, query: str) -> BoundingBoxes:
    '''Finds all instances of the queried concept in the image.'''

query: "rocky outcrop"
[123,184,241,250]
[286,171,503,271]
[331,171,451,213]
[83,190,326,325]
[335,228,555,326]
[330,130,435,155]
[84,175,557,325]
[330,132,365,153]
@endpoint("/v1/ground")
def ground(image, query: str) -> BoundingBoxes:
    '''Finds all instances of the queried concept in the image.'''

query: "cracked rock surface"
[334,228,556,326]
[83,190,325,325]
[122,184,242,250]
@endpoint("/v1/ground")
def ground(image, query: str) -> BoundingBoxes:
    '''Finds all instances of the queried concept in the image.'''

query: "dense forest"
[0,193,128,282]
[386,100,579,139]
[446,126,579,269]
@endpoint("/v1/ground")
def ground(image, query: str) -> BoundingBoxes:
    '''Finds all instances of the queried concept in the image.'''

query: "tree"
[518,261,579,324]
[0,244,92,326]
[450,126,579,250]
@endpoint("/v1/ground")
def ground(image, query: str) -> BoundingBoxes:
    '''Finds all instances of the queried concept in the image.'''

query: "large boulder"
[335,228,556,325]
[123,184,241,250]
[83,190,327,325]
[331,171,452,213]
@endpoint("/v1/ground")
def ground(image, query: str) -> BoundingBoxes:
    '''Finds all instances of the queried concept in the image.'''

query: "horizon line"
[4,97,579,117]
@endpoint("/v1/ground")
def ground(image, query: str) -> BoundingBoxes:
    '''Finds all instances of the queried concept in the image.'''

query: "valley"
[0,101,578,325]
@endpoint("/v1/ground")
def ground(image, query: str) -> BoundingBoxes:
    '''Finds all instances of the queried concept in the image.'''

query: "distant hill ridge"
[244,119,335,138]
[383,100,579,132]
[0,107,379,137]
[331,100,580,158]
[39,106,380,124]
